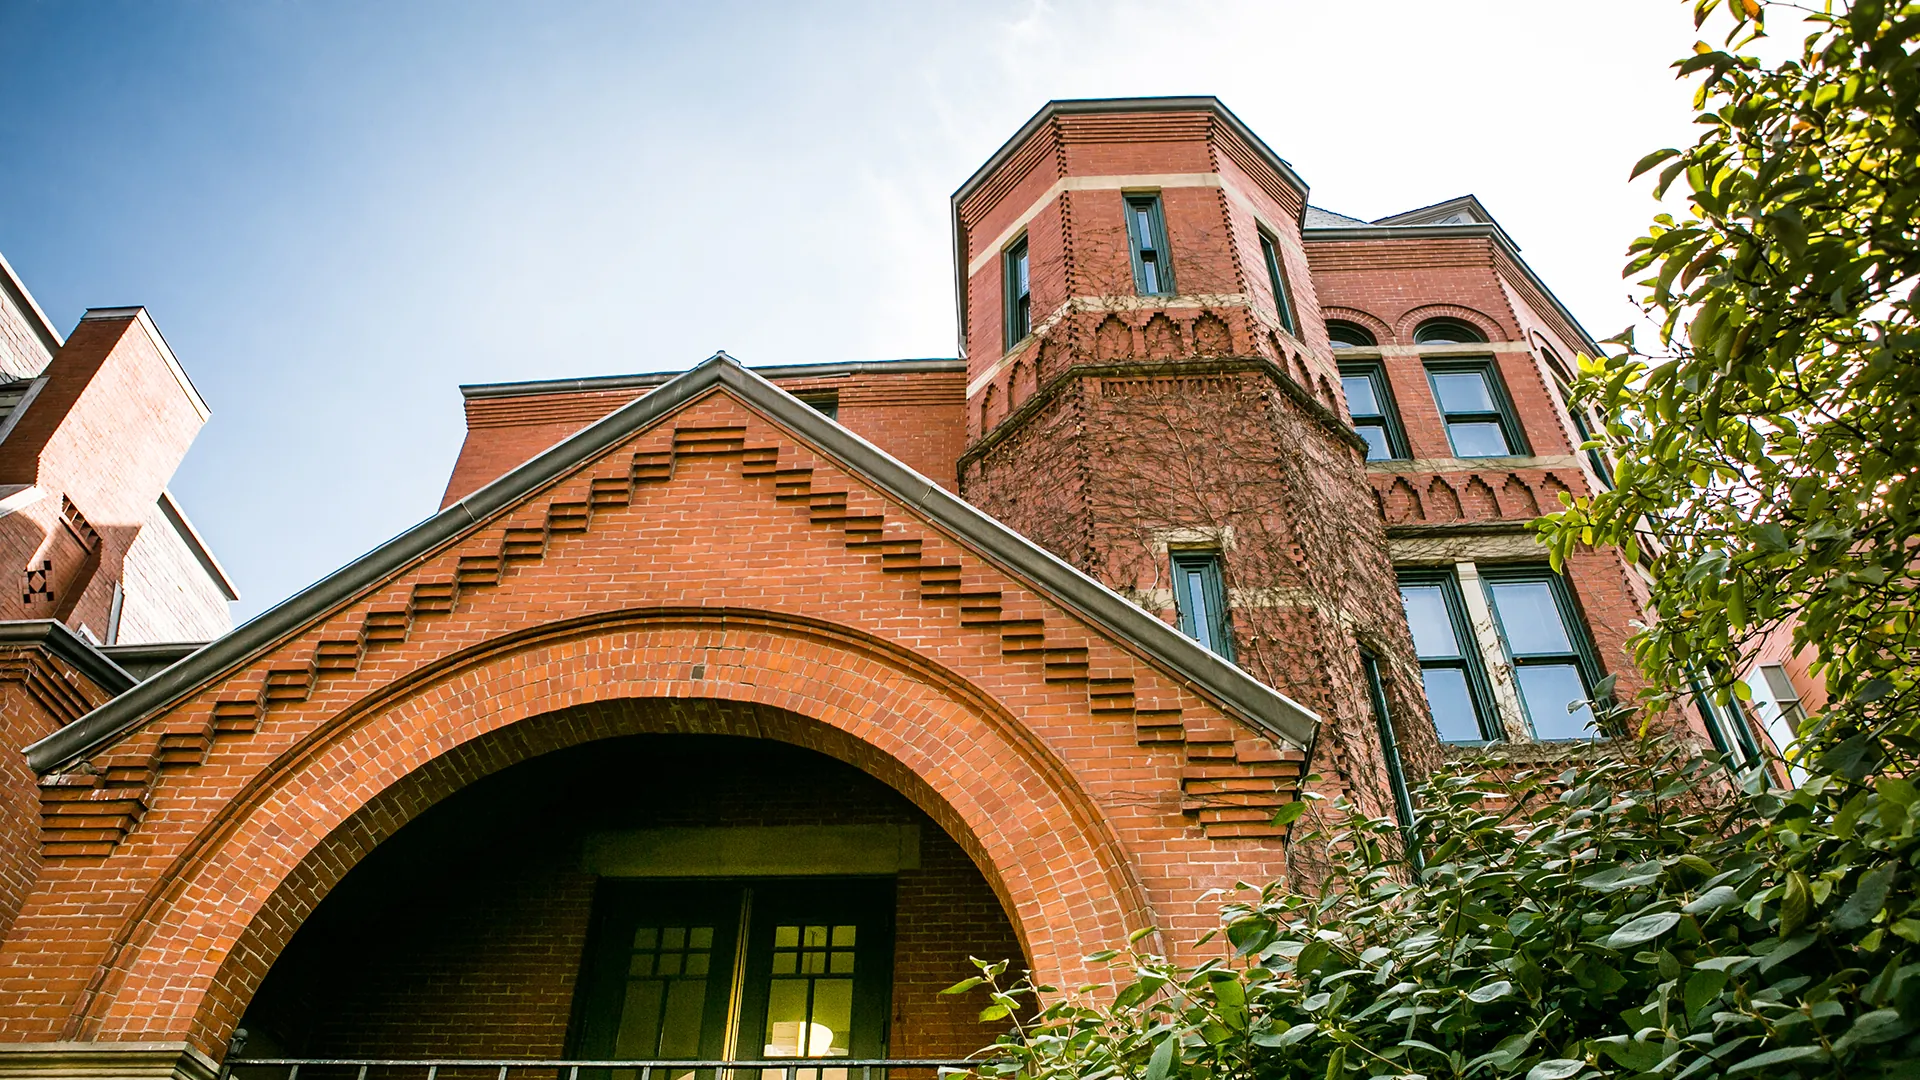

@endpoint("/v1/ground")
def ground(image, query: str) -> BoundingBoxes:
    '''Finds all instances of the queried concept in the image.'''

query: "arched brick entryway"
[65,609,1151,1052]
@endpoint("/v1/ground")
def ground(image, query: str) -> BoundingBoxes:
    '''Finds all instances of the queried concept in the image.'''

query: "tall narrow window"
[1124,195,1174,296]
[1427,361,1527,458]
[1481,568,1602,740]
[1745,663,1809,783]
[1360,649,1418,860]
[1003,237,1031,350]
[1258,229,1296,335]
[1171,551,1233,662]
[1693,676,1762,768]
[1551,371,1611,487]
[1339,363,1407,461]
[1398,571,1497,742]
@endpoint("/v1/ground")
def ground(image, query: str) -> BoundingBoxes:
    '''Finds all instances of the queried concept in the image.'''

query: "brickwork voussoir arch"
[1393,302,1508,345]
[73,610,1153,1052]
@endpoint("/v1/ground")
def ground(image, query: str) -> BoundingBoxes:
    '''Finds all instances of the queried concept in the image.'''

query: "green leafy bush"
[953,737,1919,1078]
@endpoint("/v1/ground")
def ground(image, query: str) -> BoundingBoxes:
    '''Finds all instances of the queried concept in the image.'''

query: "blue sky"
[0,1,1705,623]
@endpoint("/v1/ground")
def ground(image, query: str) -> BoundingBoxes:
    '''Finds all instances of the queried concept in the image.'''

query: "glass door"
[734,879,894,1079]
[570,878,894,1079]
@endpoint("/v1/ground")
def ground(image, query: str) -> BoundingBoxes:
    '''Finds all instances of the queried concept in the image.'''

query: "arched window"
[1326,321,1376,348]
[1413,317,1487,345]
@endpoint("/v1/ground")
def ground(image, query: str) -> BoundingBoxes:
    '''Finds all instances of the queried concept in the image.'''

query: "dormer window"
[1124,195,1174,296]
[1413,318,1487,345]
[1326,321,1376,348]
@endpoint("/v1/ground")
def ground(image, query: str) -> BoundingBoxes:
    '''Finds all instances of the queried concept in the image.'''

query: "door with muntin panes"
[569,878,895,1080]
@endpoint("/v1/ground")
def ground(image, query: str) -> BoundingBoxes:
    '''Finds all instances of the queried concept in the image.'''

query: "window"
[1003,236,1031,349]
[1693,675,1762,768]
[1480,568,1602,740]
[1413,317,1487,344]
[794,392,838,420]
[1257,229,1296,335]
[1398,571,1497,742]
[1326,321,1376,348]
[1550,372,1610,488]
[571,878,895,1075]
[1171,551,1233,661]
[1124,195,1174,296]
[1339,362,1407,461]
[1427,361,1526,458]
[1360,649,1417,857]
[1746,663,1809,782]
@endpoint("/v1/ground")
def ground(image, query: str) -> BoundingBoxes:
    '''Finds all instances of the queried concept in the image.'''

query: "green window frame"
[1479,566,1604,741]
[1171,551,1234,662]
[1550,371,1611,488]
[1003,236,1031,351]
[1257,228,1296,335]
[1397,569,1499,743]
[568,877,896,1071]
[1360,649,1418,860]
[1124,194,1174,296]
[1326,321,1376,348]
[1339,362,1408,462]
[1692,674,1763,769]
[1425,360,1528,458]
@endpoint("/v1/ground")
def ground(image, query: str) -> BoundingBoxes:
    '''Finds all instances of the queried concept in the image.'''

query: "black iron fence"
[225,1058,990,1080]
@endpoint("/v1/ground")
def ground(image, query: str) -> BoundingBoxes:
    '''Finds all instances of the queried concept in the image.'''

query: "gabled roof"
[1370,194,1500,229]
[1301,193,1601,356]
[28,353,1319,772]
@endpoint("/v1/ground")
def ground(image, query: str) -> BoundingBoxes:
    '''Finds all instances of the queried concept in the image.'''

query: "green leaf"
[1144,1034,1175,1080]
[1467,980,1513,1003]
[1834,1008,1912,1053]
[941,977,985,995]
[1272,1021,1318,1047]
[1631,147,1683,180]
[978,1003,1010,1022]
[1725,1045,1829,1074]
[1527,1059,1586,1080]
[1580,860,1664,892]
[1833,863,1895,931]
[1684,968,1728,1017]
[1781,872,1811,937]
[1596,1035,1666,1071]
[1270,801,1308,827]
[1683,885,1740,915]
[1605,911,1684,949]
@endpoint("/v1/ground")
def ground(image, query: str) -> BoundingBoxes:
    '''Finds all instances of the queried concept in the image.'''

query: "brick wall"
[0,310,227,641]
[443,370,967,507]
[0,643,122,941]
[0,391,1305,1055]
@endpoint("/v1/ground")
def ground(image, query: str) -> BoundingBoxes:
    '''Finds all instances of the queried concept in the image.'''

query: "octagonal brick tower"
[953,97,1438,833]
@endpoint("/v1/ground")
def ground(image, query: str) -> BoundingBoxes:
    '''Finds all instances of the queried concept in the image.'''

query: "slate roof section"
[1303,206,1370,228]
[28,353,1320,772]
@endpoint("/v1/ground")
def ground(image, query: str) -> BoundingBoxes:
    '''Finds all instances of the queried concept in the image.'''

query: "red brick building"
[0,97,1766,1080]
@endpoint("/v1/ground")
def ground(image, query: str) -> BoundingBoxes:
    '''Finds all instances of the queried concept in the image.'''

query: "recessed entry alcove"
[238,734,1027,1066]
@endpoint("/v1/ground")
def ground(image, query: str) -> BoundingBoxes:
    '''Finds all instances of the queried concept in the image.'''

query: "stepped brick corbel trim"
[29,356,1318,855]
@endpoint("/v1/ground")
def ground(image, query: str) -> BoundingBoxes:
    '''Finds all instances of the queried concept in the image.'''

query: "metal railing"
[225,1058,990,1080]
